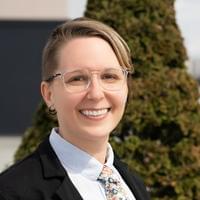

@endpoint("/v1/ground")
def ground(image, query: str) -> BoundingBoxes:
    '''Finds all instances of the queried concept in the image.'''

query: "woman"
[0,18,150,200]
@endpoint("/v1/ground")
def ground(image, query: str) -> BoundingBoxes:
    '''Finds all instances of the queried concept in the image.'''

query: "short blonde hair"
[42,17,133,81]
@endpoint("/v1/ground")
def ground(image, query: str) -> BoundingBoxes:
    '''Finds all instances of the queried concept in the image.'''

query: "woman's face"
[41,37,128,146]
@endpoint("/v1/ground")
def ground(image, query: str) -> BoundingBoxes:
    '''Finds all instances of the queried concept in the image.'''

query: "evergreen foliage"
[15,0,200,199]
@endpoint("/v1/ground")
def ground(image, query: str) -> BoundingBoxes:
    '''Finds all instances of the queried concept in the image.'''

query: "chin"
[81,127,112,140]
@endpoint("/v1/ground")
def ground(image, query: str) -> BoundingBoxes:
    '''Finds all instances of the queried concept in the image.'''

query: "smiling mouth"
[79,108,111,117]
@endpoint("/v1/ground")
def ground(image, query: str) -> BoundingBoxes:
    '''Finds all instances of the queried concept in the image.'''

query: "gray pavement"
[0,136,22,172]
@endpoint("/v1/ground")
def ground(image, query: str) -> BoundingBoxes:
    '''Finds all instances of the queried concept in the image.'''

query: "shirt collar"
[49,128,114,181]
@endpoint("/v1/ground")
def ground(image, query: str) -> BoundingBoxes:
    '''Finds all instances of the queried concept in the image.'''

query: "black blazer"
[0,137,150,200]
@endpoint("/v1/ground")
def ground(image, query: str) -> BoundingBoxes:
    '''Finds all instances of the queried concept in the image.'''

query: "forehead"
[57,37,120,72]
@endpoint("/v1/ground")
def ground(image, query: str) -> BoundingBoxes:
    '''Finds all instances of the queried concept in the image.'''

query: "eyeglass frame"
[44,67,132,93]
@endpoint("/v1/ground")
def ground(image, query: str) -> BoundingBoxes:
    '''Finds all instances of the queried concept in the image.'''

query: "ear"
[41,81,54,107]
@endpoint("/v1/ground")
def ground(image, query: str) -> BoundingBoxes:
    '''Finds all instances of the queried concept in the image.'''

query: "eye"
[65,75,89,85]
[102,73,118,79]
[101,71,122,83]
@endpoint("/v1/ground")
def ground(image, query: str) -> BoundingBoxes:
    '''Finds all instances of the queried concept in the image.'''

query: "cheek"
[54,92,84,114]
[113,87,128,109]
[56,96,72,111]
[121,85,128,104]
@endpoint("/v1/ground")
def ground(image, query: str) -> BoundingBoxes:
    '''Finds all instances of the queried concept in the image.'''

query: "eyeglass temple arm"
[45,73,61,82]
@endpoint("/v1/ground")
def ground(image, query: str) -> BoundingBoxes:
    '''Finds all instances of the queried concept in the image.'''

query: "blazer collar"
[38,136,65,178]
[37,137,149,200]
[37,136,83,200]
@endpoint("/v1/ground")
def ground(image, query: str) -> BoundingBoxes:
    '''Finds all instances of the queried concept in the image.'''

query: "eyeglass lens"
[62,68,127,93]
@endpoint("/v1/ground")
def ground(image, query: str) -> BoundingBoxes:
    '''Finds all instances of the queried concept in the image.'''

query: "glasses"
[45,68,131,93]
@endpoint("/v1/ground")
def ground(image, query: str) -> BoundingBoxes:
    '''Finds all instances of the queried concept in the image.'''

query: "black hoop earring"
[48,105,57,115]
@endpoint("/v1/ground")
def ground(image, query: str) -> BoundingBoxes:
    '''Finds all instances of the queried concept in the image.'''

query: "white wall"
[0,0,87,20]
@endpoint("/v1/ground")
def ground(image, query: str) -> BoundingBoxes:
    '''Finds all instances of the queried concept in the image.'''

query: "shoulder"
[0,149,41,178]
[0,149,42,198]
[0,137,56,199]
[0,135,53,185]
[0,137,68,200]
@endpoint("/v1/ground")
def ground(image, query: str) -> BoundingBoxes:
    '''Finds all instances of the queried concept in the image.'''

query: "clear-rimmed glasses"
[45,67,131,93]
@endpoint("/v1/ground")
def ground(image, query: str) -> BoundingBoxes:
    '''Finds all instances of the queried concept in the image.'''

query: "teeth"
[81,109,108,117]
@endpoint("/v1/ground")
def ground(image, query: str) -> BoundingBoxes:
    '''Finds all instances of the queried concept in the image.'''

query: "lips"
[80,108,110,117]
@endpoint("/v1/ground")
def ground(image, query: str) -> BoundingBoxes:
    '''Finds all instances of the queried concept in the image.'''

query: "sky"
[68,0,200,60]
[175,0,200,59]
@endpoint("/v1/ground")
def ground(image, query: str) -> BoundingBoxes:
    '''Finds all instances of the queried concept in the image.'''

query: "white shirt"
[49,128,136,200]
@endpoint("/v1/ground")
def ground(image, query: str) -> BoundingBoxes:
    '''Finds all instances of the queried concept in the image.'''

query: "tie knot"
[98,165,120,185]
[100,165,114,176]
[97,165,128,200]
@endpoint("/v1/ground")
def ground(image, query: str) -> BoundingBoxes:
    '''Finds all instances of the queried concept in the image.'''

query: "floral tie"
[97,165,128,200]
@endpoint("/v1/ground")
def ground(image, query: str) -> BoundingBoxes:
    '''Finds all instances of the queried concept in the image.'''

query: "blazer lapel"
[55,177,83,200]
[38,137,83,200]
[37,137,149,200]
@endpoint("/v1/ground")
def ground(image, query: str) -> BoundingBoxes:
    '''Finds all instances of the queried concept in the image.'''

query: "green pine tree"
[15,0,200,199]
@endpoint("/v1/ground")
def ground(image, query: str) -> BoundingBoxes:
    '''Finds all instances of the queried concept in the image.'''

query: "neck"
[60,131,109,164]
[80,140,108,164]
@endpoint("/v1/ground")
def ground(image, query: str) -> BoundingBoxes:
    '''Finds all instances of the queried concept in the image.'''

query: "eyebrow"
[58,66,123,73]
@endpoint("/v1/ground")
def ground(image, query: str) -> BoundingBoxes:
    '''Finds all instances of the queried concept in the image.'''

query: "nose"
[86,75,105,100]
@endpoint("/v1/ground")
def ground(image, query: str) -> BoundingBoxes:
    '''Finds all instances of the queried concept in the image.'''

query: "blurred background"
[0,0,199,171]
